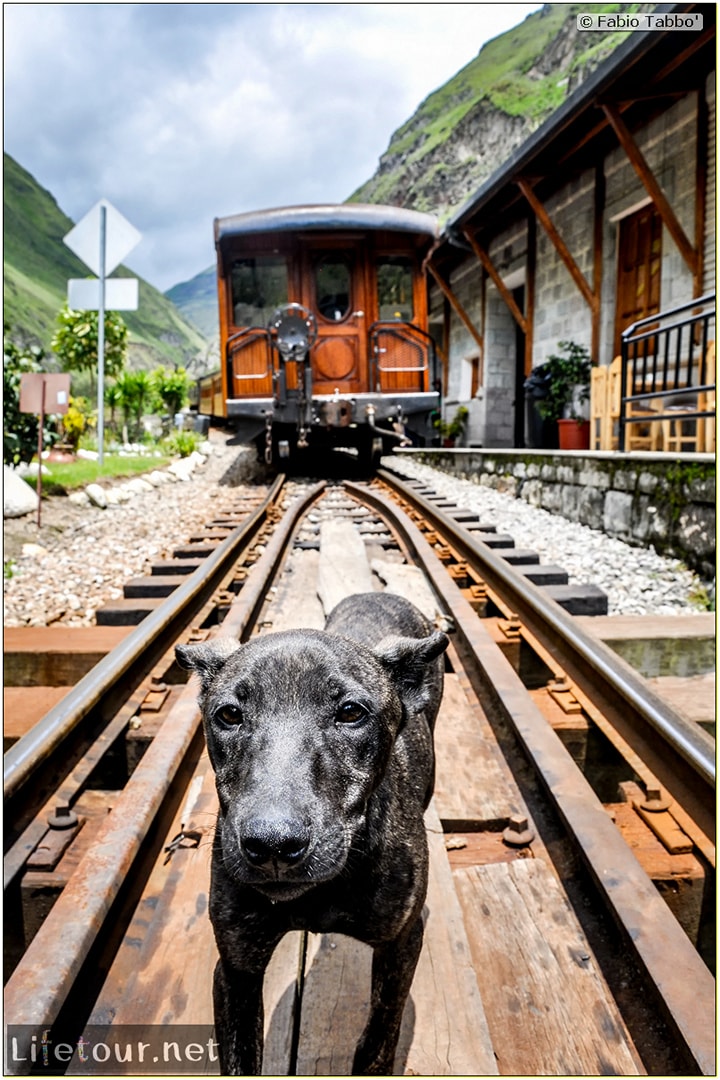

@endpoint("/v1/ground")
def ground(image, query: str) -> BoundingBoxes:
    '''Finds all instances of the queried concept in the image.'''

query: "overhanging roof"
[215,204,438,246]
[440,1,715,250]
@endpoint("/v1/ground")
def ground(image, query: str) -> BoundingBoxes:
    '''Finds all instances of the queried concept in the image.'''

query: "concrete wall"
[406,449,716,581]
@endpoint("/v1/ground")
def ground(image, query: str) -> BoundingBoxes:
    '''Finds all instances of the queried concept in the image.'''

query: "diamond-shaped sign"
[63,199,141,276]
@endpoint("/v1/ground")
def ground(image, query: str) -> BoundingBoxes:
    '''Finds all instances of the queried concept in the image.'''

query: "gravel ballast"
[382,456,710,617]
[3,441,710,627]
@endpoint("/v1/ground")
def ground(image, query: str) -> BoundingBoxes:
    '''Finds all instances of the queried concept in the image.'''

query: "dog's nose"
[240,818,311,871]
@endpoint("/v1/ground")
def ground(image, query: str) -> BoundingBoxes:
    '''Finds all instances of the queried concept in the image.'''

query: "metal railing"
[619,293,715,451]
[369,321,439,391]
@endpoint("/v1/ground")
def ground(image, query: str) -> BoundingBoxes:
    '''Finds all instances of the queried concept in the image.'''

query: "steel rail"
[377,468,715,797]
[3,474,286,805]
[4,483,326,1055]
[346,479,716,1076]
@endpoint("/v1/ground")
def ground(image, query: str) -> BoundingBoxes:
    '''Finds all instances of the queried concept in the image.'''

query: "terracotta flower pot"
[557,418,590,450]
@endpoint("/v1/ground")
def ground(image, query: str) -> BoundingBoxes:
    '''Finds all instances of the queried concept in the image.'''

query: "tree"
[116,369,157,441]
[151,365,192,418]
[51,303,128,389]
[3,325,58,465]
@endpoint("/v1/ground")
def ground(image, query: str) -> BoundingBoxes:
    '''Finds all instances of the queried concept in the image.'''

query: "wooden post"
[601,103,698,278]
[525,213,536,377]
[592,163,605,365]
[36,377,45,529]
[462,229,527,334]
[426,262,485,356]
[517,178,596,311]
[694,88,708,297]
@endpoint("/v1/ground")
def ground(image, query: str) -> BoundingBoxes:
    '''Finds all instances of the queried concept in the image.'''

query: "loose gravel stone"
[384,456,709,617]
[3,437,265,628]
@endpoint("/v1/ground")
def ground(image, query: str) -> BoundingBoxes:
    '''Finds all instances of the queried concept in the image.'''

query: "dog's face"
[176,628,445,903]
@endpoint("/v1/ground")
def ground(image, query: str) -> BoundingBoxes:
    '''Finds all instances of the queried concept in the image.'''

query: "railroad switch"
[424,530,440,546]
[435,545,454,563]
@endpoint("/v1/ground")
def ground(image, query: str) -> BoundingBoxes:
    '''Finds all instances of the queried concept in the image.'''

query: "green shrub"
[164,430,202,458]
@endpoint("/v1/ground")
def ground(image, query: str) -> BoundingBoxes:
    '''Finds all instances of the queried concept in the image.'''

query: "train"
[197,204,441,468]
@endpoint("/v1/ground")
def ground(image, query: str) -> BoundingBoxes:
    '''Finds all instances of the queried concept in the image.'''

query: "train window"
[377,257,414,321]
[315,256,351,321]
[231,256,288,327]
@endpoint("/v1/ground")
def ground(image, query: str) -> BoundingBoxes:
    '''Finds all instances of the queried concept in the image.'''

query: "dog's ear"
[373,631,448,714]
[175,637,240,685]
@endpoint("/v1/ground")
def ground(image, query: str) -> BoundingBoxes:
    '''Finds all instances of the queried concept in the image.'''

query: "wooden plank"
[400,805,497,1075]
[294,805,497,1075]
[434,673,523,829]
[369,558,443,624]
[262,547,325,633]
[4,687,71,746]
[316,519,373,616]
[4,625,131,685]
[454,858,644,1075]
[85,756,300,1075]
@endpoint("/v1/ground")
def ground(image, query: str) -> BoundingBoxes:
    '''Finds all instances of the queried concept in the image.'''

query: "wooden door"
[614,205,662,353]
[301,243,367,394]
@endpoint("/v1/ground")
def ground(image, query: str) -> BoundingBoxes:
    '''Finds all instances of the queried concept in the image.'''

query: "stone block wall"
[407,449,716,581]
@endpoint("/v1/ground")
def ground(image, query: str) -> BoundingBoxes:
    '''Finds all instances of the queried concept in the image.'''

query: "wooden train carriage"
[210,204,440,464]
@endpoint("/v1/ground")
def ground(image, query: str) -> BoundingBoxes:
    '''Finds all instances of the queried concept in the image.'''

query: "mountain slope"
[3,153,207,369]
[350,3,647,217]
[166,265,218,341]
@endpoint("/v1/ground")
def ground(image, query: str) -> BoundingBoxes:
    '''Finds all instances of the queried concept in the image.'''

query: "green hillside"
[351,3,647,215]
[3,153,207,369]
[166,265,218,341]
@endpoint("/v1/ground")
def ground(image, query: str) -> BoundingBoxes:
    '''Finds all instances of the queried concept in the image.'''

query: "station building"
[427,4,715,452]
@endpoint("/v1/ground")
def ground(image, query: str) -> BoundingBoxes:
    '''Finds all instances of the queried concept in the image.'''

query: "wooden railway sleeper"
[384,474,707,865]
[511,619,698,859]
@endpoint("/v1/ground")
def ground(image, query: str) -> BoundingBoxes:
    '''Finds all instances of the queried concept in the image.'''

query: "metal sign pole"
[97,205,107,467]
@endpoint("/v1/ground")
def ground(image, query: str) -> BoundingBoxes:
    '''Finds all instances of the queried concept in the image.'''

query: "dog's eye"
[214,704,243,727]
[336,701,368,726]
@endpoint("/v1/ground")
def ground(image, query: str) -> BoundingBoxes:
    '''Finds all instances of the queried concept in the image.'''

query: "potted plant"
[434,405,469,447]
[535,341,591,450]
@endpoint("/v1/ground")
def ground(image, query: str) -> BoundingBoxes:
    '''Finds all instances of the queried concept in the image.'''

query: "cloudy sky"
[4,3,540,292]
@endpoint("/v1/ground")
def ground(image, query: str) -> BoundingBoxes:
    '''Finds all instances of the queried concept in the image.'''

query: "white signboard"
[63,199,141,276]
[68,278,139,311]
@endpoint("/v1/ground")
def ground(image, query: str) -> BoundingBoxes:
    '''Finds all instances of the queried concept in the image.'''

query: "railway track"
[3,467,715,1075]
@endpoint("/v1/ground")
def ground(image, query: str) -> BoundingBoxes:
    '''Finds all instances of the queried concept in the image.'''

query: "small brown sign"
[19,372,71,415]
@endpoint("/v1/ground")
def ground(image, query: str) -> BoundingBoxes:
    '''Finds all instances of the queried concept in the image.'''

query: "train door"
[301,242,368,394]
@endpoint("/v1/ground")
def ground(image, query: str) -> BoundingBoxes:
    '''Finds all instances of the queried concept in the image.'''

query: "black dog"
[175,592,448,1074]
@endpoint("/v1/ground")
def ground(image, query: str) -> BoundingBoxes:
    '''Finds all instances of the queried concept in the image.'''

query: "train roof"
[214,204,438,245]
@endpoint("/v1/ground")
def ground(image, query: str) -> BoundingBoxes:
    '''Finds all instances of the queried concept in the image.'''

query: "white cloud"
[4,3,540,290]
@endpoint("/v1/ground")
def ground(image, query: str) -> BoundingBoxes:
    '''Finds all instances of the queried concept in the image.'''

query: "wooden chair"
[589,366,608,450]
[661,340,715,454]
[612,354,664,451]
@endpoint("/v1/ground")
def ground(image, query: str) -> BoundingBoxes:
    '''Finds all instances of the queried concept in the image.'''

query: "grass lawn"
[40,454,171,494]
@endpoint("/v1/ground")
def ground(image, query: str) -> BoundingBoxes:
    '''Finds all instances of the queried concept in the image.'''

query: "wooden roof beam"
[461,229,528,335]
[516,178,597,312]
[601,103,698,276]
[425,262,485,357]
